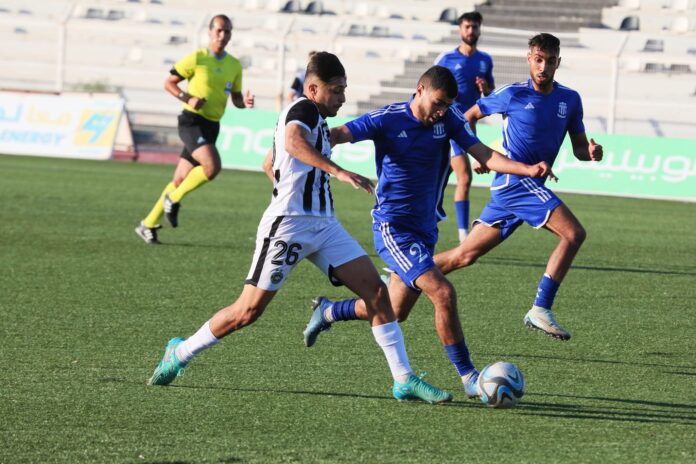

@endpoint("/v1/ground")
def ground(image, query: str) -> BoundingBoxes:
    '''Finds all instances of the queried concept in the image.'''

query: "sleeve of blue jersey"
[477,84,513,116]
[447,105,480,151]
[345,112,379,143]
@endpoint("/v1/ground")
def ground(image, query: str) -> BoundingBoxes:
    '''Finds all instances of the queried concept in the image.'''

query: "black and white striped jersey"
[263,97,334,217]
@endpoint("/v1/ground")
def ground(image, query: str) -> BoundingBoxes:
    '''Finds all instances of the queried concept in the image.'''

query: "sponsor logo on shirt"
[397,130,408,138]
[524,102,535,110]
[454,64,462,70]
[557,102,567,118]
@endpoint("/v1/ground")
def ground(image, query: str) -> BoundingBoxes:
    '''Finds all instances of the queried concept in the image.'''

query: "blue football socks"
[534,273,560,310]
[444,340,475,376]
[330,299,358,321]
[454,200,470,232]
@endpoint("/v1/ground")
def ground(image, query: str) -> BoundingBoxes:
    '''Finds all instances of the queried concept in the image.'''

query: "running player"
[302,65,554,398]
[135,14,254,244]
[435,11,494,242]
[147,52,452,405]
[435,33,603,340]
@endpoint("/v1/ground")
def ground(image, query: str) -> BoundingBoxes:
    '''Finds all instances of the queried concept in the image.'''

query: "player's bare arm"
[463,104,485,133]
[570,133,603,162]
[165,74,206,110]
[329,125,354,147]
[467,143,557,181]
[286,124,373,193]
[232,90,255,109]
[262,149,274,182]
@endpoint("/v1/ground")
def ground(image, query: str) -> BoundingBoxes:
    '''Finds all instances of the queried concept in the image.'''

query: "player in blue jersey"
[303,65,554,398]
[435,33,604,341]
[147,52,453,405]
[434,11,494,242]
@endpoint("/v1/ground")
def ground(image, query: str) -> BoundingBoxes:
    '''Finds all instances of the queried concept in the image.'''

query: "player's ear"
[415,83,425,97]
[307,82,318,97]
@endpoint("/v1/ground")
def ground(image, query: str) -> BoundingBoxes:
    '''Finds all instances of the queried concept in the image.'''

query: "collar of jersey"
[405,95,420,123]
[207,49,227,60]
[527,78,558,95]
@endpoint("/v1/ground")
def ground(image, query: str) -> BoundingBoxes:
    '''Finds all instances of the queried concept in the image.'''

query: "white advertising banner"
[0,91,124,160]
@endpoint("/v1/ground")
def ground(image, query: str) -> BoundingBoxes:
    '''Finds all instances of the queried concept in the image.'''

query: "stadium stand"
[0,0,693,142]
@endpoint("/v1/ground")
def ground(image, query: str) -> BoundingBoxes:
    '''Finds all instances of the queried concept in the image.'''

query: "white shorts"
[245,215,367,291]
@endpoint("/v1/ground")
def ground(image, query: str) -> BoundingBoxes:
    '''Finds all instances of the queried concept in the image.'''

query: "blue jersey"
[346,99,481,240]
[435,48,494,111]
[477,79,585,189]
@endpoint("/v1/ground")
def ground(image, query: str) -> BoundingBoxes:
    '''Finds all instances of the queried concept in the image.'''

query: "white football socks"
[371,321,412,383]
[175,320,220,364]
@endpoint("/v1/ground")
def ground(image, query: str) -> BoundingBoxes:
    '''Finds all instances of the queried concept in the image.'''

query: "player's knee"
[453,250,478,269]
[567,225,586,249]
[430,281,457,309]
[203,163,221,180]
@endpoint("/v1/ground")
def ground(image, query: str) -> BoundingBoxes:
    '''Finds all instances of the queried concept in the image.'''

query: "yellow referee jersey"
[173,48,243,122]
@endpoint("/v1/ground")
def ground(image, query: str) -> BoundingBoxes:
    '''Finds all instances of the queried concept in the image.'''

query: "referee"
[136,14,254,244]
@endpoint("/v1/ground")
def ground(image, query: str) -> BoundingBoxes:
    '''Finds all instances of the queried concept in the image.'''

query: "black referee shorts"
[177,110,220,165]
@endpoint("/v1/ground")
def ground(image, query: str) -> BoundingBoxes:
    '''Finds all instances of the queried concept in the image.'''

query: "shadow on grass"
[483,256,696,276]
[488,352,696,371]
[515,392,696,425]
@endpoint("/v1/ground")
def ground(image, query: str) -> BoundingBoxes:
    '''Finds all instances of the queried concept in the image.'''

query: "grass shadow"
[483,256,696,276]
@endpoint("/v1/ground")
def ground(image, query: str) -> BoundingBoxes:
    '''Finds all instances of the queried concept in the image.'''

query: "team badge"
[224,82,232,94]
[479,61,487,73]
[270,269,284,284]
[433,122,446,139]
[557,102,567,118]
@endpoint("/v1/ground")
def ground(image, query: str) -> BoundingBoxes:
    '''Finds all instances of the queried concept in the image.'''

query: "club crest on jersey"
[479,61,487,73]
[433,122,446,139]
[270,269,284,284]
[557,102,567,118]
[224,82,232,94]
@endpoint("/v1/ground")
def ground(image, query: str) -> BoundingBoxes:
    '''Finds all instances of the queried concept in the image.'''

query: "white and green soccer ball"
[477,361,525,408]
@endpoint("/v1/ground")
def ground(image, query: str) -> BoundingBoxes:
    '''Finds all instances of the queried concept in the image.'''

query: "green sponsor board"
[218,110,696,202]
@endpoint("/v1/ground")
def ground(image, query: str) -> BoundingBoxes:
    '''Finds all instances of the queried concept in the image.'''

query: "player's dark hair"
[305,51,346,83]
[209,14,232,29]
[418,66,458,99]
[458,11,482,25]
[528,33,560,54]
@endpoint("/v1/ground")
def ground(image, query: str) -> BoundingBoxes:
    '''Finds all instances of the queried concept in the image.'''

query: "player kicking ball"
[147,52,452,404]
[303,65,555,399]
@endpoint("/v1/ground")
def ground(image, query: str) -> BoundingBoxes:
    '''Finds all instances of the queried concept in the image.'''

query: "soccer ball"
[477,361,525,408]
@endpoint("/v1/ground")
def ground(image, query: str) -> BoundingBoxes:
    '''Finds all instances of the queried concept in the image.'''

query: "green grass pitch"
[1,154,695,463]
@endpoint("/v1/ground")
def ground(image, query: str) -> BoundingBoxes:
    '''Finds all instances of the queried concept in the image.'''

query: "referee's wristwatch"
[178,91,188,102]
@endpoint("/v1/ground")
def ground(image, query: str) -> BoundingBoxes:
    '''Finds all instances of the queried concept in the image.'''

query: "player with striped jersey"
[435,33,604,340]
[434,11,495,242]
[303,66,554,399]
[147,52,453,405]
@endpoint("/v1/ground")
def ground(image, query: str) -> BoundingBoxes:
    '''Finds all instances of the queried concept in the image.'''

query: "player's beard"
[462,35,479,46]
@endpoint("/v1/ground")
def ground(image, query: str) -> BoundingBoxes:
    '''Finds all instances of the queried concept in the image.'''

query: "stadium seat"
[281,0,302,13]
[643,39,664,52]
[438,8,458,25]
[620,15,640,30]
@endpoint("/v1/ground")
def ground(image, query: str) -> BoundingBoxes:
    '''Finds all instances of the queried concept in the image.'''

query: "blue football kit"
[475,79,585,239]
[435,48,493,156]
[346,99,480,289]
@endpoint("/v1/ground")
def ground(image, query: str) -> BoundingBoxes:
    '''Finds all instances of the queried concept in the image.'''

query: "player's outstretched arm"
[467,143,557,181]
[329,125,354,147]
[286,124,373,193]
[570,133,603,162]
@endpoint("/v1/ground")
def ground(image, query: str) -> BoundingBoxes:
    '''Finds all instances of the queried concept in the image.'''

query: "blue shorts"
[373,222,435,292]
[449,140,467,158]
[474,178,562,241]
